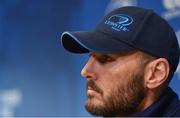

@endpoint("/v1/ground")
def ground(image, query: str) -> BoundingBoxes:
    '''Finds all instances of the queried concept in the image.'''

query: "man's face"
[81,51,147,117]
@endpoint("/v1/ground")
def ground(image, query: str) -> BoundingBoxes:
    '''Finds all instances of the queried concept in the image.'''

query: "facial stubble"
[85,69,145,117]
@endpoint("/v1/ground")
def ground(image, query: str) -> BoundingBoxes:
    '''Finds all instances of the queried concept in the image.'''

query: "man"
[61,6,180,117]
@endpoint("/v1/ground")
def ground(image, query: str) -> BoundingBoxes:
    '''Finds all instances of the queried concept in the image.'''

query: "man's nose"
[81,57,96,80]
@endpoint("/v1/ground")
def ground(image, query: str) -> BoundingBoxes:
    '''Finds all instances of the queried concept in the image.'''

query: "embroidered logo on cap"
[105,14,133,32]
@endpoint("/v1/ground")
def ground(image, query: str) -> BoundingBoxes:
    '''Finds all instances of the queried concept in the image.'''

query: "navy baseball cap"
[61,6,180,73]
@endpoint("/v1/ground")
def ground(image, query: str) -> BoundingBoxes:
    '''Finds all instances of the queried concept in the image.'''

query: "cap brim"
[61,30,134,54]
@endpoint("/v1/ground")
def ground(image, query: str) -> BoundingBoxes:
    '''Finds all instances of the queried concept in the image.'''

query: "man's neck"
[135,88,165,113]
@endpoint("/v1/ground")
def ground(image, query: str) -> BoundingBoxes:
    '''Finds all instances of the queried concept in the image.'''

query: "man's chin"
[85,98,105,116]
[86,97,103,107]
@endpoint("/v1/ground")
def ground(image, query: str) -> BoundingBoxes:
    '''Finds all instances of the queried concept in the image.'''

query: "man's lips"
[87,86,93,90]
[87,86,97,92]
[87,85,103,96]
[87,86,100,96]
[86,80,103,96]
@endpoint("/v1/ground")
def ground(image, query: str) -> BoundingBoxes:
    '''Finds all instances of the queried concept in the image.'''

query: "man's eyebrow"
[88,53,117,59]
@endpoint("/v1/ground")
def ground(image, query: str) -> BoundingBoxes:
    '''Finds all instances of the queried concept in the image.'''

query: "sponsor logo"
[162,0,180,20]
[105,14,133,32]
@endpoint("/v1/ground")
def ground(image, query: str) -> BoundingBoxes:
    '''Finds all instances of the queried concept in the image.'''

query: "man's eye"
[97,57,114,64]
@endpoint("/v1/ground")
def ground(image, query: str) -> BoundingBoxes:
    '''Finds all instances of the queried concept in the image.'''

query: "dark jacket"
[131,87,180,117]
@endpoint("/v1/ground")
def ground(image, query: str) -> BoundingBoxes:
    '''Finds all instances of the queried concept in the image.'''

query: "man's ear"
[144,58,170,89]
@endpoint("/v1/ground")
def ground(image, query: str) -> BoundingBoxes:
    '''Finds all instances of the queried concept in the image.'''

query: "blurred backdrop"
[0,0,179,117]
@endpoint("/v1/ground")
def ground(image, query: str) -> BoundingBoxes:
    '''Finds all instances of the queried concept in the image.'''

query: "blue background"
[0,0,179,117]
